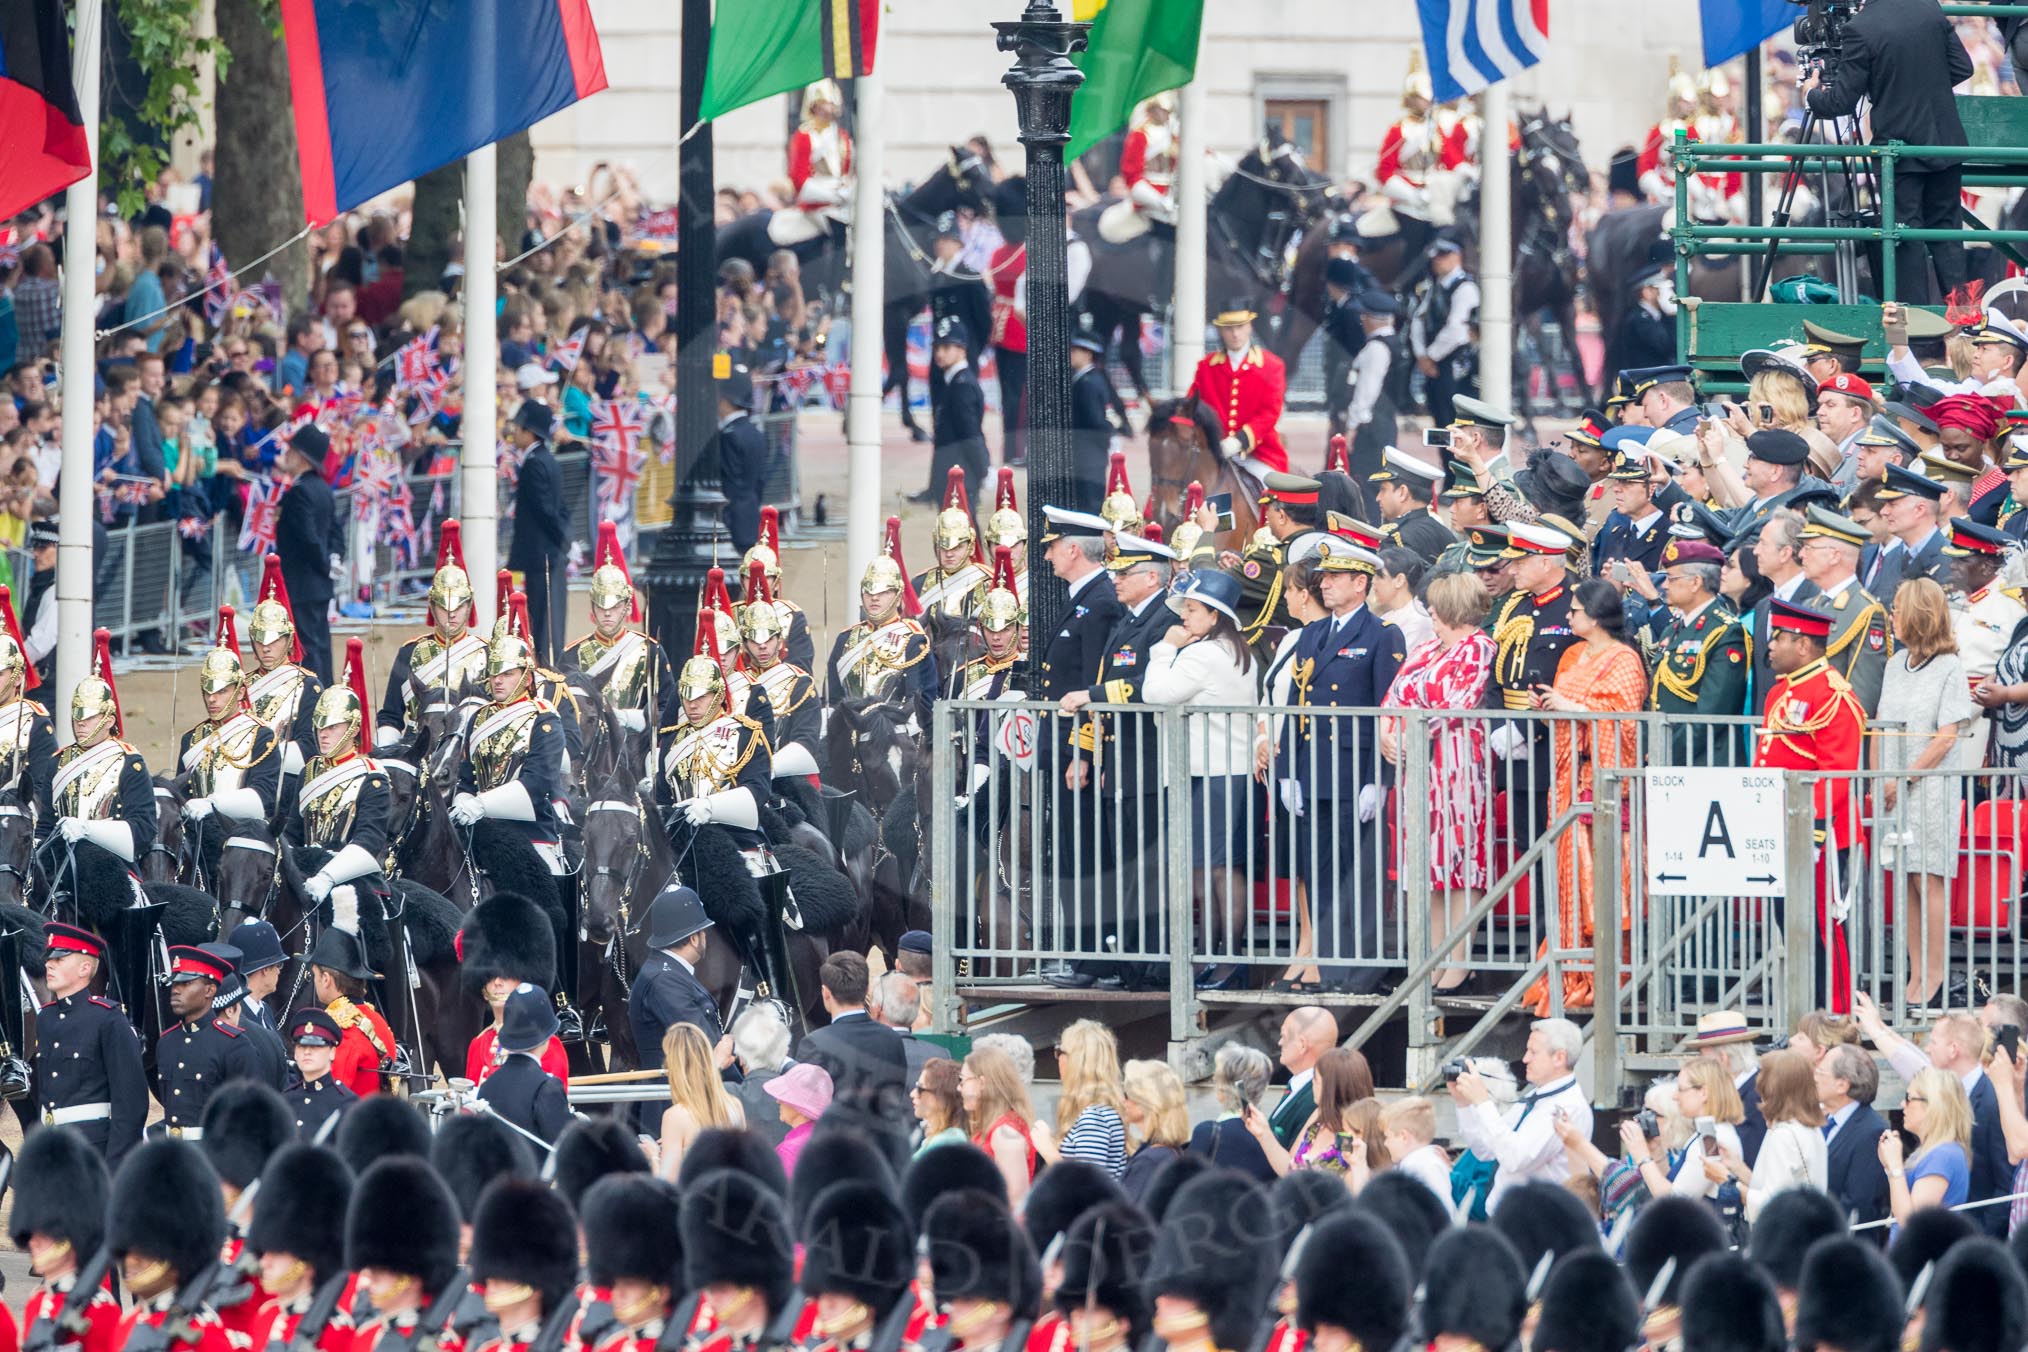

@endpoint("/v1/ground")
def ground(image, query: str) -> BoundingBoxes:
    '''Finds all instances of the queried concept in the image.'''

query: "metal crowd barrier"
[94,513,229,650]
[928,699,1982,1094]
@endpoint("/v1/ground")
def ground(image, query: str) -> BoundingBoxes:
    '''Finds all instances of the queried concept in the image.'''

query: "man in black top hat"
[927,315,989,512]
[156,943,263,1136]
[35,920,148,1162]
[627,883,727,1131]
[715,359,769,557]
[476,984,571,1145]
[506,400,571,667]
[283,1007,356,1141]
[277,424,338,681]
[1069,313,1118,514]
[1618,266,1677,371]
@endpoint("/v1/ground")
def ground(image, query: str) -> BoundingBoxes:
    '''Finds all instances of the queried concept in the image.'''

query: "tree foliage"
[101,0,272,216]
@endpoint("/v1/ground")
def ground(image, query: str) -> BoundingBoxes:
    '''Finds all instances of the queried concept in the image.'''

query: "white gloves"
[771,743,821,779]
[1278,779,1305,818]
[450,793,483,826]
[614,709,647,732]
[57,817,85,843]
[1490,725,1530,760]
[475,782,537,822]
[1358,784,1381,824]
[955,762,993,810]
[305,874,333,903]
[282,743,305,776]
[685,789,759,831]
[373,725,400,749]
[684,797,715,826]
[183,797,214,822]
[63,818,134,860]
[1219,435,1243,459]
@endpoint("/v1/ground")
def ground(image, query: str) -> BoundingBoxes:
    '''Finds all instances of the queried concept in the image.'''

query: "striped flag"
[1414,0,1549,103]
[203,244,234,326]
[239,476,287,554]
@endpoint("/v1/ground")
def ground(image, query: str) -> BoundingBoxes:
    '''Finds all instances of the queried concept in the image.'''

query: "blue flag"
[1701,0,1795,67]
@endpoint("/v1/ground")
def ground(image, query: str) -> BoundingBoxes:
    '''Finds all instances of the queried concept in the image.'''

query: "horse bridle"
[583,799,651,995]
[0,805,32,898]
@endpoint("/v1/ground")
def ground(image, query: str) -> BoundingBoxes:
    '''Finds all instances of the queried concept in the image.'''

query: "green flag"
[701,0,879,122]
[1065,0,1203,161]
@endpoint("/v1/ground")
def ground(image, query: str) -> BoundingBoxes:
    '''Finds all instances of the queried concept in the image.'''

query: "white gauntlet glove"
[450,793,483,826]
[1358,784,1381,824]
[1219,435,1243,459]
[182,797,214,822]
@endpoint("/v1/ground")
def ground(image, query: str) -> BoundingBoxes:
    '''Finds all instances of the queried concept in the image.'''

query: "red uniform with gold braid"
[1377,113,1441,191]
[212,1234,271,1349]
[115,1302,235,1352]
[1184,324,1289,474]
[1754,615,1867,1012]
[23,1276,121,1352]
[329,996,398,1096]
[1264,1316,1307,1352]
[249,1279,361,1352]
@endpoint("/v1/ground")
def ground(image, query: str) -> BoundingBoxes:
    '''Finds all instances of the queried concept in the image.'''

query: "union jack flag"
[407,368,450,426]
[589,398,648,455]
[394,328,442,390]
[353,449,403,508]
[633,209,679,241]
[203,245,234,326]
[382,481,420,567]
[593,440,647,519]
[178,514,211,544]
[549,327,588,373]
[822,362,852,410]
[239,476,287,554]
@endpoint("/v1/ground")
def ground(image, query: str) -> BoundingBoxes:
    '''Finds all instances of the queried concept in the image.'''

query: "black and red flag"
[0,1,91,221]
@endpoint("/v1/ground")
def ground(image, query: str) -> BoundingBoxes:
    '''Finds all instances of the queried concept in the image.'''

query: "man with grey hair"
[871,971,936,1081]
[972,1032,1034,1085]
[1449,1016,1591,1211]
[1649,538,1748,765]
[728,1002,795,1146]
[1815,1040,1889,1229]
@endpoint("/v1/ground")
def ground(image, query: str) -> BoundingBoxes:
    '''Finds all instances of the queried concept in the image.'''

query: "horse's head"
[1144,398,1222,530]
[1518,112,1586,222]
[944,145,994,214]
[214,821,279,937]
[581,780,649,947]
[145,775,186,884]
[376,743,425,853]
[0,789,34,908]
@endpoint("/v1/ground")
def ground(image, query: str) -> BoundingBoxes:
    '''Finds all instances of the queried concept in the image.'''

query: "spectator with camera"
[1804,0,1975,304]
[1449,1017,1592,1212]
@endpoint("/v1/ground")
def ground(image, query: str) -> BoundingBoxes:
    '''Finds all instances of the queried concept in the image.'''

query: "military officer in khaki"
[1645,537,1751,764]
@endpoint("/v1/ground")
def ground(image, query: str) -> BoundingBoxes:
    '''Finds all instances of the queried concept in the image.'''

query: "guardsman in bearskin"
[377,520,490,746]
[154,946,262,1135]
[795,1180,923,1352]
[826,535,938,714]
[1046,1203,1152,1352]
[34,922,147,1162]
[460,892,567,1087]
[658,649,772,857]
[924,1193,1042,1352]
[1793,1240,1905,1352]
[13,1126,121,1352]
[0,585,54,828]
[1420,1228,1528,1352]
[46,630,154,887]
[576,1175,687,1352]
[304,921,398,1097]
[452,632,568,869]
[1229,475,1333,654]
[1145,1174,1277,1352]
[346,1157,467,1352]
[285,672,393,910]
[281,1009,356,1141]
[743,507,817,672]
[680,1169,799,1352]
[1756,598,1866,1011]
[1646,537,1751,765]
[570,523,679,750]
[179,612,283,854]
[467,1179,582,1352]
[244,554,325,791]
[107,1139,236,1352]
[1528,1250,1640,1352]
[246,1144,357,1352]
[1184,307,1289,476]
[734,562,822,781]
[1292,1213,1411,1352]
[195,1082,294,1345]
[915,467,991,655]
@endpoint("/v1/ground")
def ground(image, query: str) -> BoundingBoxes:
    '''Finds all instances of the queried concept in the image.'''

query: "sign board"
[991,706,1040,771]
[1644,768,1787,897]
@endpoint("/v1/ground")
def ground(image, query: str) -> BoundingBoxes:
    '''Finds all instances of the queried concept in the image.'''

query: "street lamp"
[995,0,1088,647]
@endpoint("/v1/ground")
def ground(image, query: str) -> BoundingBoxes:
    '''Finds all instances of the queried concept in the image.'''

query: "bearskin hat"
[1679,1253,1786,1352]
[1268,1170,1352,1261]
[1354,1171,1452,1275]
[1056,1202,1154,1334]
[1023,1158,1125,1253]
[433,1111,536,1221]
[246,1144,353,1282]
[1295,1212,1410,1352]
[200,1080,295,1189]
[1533,1250,1640,1352]
[1422,1226,1527,1352]
[9,1125,109,1256]
[1145,1172,1277,1352]
[550,1118,650,1210]
[799,1180,916,1318]
[1795,1238,1904,1352]
[1490,1180,1600,1279]
[457,892,560,997]
[678,1127,788,1198]
[107,1139,226,1282]
[346,1157,461,1294]
[337,1094,433,1173]
[789,1125,897,1236]
[902,1143,1007,1231]
[1919,1237,2027,1352]
[1627,1196,1728,1309]
[924,1191,1040,1317]
[1135,1150,1210,1225]
[469,1177,581,1311]
[582,1174,684,1289]
[1892,1205,1976,1297]
[681,1168,796,1319]
[1747,1187,1847,1291]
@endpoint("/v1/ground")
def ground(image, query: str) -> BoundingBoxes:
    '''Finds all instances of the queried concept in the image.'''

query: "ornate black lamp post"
[995,1,1088,646]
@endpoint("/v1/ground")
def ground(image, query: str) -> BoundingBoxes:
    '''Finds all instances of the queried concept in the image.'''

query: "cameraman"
[1804,0,1974,304]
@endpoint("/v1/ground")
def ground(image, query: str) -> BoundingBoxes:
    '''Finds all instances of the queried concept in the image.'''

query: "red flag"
[0,3,91,221]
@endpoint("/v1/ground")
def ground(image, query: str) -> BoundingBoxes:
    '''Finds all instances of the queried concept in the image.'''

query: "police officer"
[1618,264,1678,372]
[0,619,55,830]
[213,963,289,1090]
[627,883,728,1132]
[451,632,568,873]
[1319,257,1372,444]
[715,360,770,557]
[476,984,571,1145]
[1368,448,1458,563]
[284,684,393,909]
[47,636,155,884]
[506,401,572,667]
[230,918,289,1037]
[156,943,262,1136]
[1409,240,1480,426]
[570,523,680,747]
[1070,313,1121,514]
[929,315,990,512]
[282,1008,356,1141]
[1229,475,1334,653]
[178,629,283,848]
[1347,290,1407,483]
[243,554,324,794]
[35,921,147,1162]
[735,562,822,779]
[1646,538,1751,764]
[376,520,489,746]
[276,425,339,681]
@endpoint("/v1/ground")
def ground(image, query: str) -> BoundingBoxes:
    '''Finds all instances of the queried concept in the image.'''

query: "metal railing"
[94,513,230,650]
[927,698,1987,1096]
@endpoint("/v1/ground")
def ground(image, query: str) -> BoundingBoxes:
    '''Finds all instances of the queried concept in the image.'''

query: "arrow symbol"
[1656,873,1686,883]
[1746,874,1777,884]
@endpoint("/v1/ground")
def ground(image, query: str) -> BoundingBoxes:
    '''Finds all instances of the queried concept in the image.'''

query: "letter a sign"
[1643,768,1788,897]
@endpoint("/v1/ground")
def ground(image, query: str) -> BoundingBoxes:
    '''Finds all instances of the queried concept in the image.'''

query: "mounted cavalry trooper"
[780,79,854,245]
[826,543,938,715]
[283,681,392,913]
[376,519,490,747]
[658,651,772,856]
[1099,91,1178,244]
[569,521,678,752]
[743,505,816,672]
[735,559,822,781]
[178,611,283,862]
[952,548,1028,813]
[244,553,324,795]
[451,631,569,878]
[0,598,56,830]
[913,467,990,654]
[45,631,155,902]
[984,467,1030,613]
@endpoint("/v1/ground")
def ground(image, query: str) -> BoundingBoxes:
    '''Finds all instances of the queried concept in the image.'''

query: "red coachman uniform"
[1185,337,1289,474]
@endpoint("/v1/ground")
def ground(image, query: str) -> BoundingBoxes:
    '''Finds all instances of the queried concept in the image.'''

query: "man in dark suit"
[1860,462,1949,603]
[1277,541,1406,993]
[925,315,990,512]
[714,361,769,556]
[1269,1006,1338,1149]
[1817,1043,1891,1235]
[477,985,572,1144]
[871,971,936,1083]
[628,885,730,1132]
[275,425,338,681]
[506,401,572,667]
[794,952,907,1128]
[1748,511,1820,716]
[1857,999,2010,1235]
[1069,315,1120,515]
[1807,0,1973,303]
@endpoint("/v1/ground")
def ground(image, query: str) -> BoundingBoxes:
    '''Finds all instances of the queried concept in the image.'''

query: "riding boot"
[749,869,806,1039]
[375,895,424,1089]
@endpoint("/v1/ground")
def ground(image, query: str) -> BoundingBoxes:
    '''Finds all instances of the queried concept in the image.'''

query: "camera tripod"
[1750,89,1878,304]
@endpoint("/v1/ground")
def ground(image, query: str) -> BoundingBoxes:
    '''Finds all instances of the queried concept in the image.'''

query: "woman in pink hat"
[764,1062,835,1176]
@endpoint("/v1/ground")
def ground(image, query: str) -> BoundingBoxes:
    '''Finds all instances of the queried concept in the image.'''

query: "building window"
[1265,97,1331,172]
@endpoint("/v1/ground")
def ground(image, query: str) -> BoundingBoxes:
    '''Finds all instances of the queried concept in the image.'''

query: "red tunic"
[988,244,1028,353]
[329,999,398,1096]
[465,1028,571,1087]
[1025,1313,1071,1352]
[250,1291,358,1352]
[1376,119,1435,188]
[1265,1317,1307,1352]
[24,1275,124,1352]
[1118,128,1171,196]
[116,1303,236,1352]
[214,1238,270,1348]
[352,1300,466,1352]
[787,128,853,196]
[1184,346,1288,473]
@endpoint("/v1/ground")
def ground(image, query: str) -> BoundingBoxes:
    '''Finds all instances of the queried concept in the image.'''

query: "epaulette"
[328,996,360,1030]
[24,699,47,716]
[215,1021,241,1038]
[89,996,118,1010]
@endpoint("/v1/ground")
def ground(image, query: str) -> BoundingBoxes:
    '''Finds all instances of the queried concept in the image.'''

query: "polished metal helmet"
[429,562,474,618]
[0,635,25,685]
[932,506,977,553]
[677,655,726,702]
[710,608,741,656]
[861,555,904,596]
[744,543,782,583]
[984,506,1027,548]
[1099,490,1144,536]
[803,79,843,113]
[739,598,788,645]
[588,563,634,613]
[977,587,1024,634]
[1171,520,1205,560]
[312,685,363,739]
[71,677,116,729]
[486,633,535,679]
[199,647,247,697]
[248,598,295,648]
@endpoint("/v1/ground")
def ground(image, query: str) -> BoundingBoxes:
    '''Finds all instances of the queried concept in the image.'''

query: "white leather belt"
[44,1102,110,1125]
[169,1124,203,1140]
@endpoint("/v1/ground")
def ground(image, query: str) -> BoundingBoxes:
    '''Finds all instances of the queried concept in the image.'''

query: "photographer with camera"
[1803,0,1974,304]
[1448,1017,1592,1213]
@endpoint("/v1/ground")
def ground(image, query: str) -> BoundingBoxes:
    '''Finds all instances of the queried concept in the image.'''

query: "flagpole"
[1172,61,1207,386]
[463,144,499,635]
[1479,80,1513,420]
[846,62,886,591]
[56,0,105,734]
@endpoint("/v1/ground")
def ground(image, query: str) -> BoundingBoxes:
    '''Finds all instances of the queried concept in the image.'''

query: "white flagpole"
[846,64,887,591]
[56,0,105,734]
[463,145,499,634]
[1479,81,1513,417]
[1172,60,1207,385]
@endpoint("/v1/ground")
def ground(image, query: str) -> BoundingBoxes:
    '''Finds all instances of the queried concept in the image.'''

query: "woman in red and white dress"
[1380,572,1495,994]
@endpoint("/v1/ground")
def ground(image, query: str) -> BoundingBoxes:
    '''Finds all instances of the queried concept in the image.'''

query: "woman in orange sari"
[1524,578,1646,1015]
